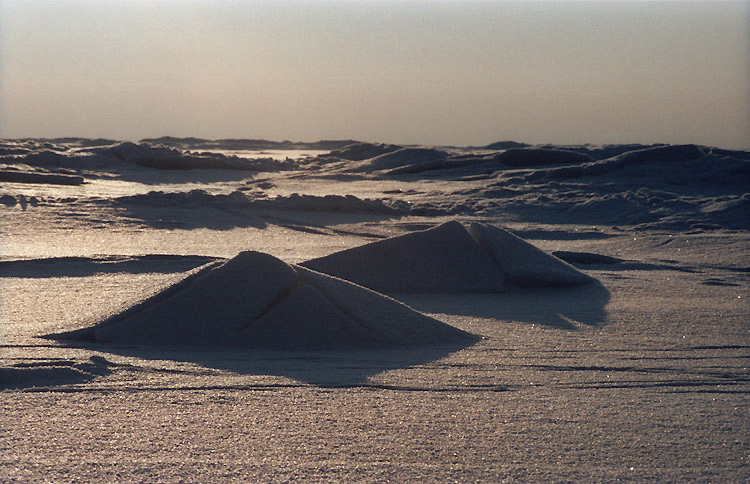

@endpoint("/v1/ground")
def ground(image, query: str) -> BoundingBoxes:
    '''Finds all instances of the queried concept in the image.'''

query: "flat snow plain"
[1,140,748,482]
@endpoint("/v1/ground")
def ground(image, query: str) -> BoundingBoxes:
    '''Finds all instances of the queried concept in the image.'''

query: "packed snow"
[1,137,748,483]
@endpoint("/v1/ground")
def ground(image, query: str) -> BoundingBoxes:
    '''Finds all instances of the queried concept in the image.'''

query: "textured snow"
[49,251,476,350]
[1,138,748,483]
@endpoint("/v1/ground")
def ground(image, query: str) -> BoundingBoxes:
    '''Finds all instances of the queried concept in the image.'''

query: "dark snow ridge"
[326,143,746,180]
[47,251,478,350]
[140,137,359,152]
[381,148,595,176]
[0,169,85,185]
[113,190,405,214]
[492,148,594,167]
[340,143,749,182]
[0,139,297,172]
[320,142,402,161]
[438,145,750,231]
[346,147,450,173]
[99,142,293,171]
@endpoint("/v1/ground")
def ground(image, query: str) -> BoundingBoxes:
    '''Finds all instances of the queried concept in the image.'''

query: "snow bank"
[0,169,85,185]
[115,190,403,214]
[302,221,592,292]
[539,144,707,181]
[0,149,104,171]
[443,145,750,230]
[0,139,297,172]
[348,147,450,172]
[322,142,401,161]
[343,146,593,177]
[493,148,593,167]
[101,142,288,171]
[49,251,476,350]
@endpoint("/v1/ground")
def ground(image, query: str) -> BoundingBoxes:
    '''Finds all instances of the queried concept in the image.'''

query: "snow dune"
[302,221,593,293]
[48,251,477,350]
[46,222,592,350]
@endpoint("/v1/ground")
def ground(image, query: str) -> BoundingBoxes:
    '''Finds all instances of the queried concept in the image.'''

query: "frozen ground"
[1,139,748,482]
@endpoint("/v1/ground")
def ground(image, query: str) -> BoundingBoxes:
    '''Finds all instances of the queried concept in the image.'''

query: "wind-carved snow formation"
[302,221,593,293]
[46,221,590,350]
[48,251,478,350]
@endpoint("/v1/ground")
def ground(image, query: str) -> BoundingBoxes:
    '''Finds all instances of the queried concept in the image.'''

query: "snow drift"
[302,221,593,293]
[467,222,593,287]
[347,147,450,172]
[114,190,403,214]
[48,251,476,350]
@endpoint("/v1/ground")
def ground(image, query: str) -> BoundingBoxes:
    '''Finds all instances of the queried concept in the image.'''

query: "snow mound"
[302,221,506,293]
[494,148,593,167]
[101,142,290,171]
[349,147,449,172]
[0,169,85,185]
[467,223,595,287]
[302,221,592,292]
[48,251,475,350]
[323,142,401,161]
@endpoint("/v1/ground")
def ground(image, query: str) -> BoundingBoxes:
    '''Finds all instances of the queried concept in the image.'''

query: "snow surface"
[1,138,748,483]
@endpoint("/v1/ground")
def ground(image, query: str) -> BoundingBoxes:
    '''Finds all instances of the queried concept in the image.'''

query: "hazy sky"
[1,0,748,148]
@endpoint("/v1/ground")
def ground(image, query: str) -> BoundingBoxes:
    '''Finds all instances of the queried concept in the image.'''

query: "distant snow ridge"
[492,148,594,167]
[100,142,290,171]
[302,221,593,293]
[0,139,292,172]
[48,251,476,350]
[347,147,450,172]
[114,190,403,214]
[322,142,401,161]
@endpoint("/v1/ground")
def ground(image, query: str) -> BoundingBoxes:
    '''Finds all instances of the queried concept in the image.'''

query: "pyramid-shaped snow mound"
[48,251,476,350]
[467,222,594,288]
[303,221,506,293]
[301,221,593,292]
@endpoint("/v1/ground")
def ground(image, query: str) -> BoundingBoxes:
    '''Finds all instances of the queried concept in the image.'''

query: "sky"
[1,0,748,149]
